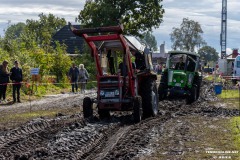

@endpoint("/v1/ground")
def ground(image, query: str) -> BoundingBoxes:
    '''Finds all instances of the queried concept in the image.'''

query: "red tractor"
[69,23,158,122]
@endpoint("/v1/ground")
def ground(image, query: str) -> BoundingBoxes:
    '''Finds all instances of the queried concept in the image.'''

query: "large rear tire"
[133,96,142,123]
[158,84,166,101]
[158,71,167,101]
[141,79,159,118]
[83,97,93,118]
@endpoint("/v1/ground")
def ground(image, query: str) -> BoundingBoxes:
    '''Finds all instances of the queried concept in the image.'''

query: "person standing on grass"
[68,63,79,93]
[79,64,89,93]
[10,60,23,103]
[0,60,10,103]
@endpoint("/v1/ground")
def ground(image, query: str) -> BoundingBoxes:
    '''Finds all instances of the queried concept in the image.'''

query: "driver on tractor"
[175,56,185,70]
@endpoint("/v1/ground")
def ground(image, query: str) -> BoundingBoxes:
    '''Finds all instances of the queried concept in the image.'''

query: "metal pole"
[220,0,227,59]
[238,84,240,114]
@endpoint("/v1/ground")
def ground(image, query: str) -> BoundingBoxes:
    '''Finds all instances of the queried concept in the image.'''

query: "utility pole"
[220,0,227,59]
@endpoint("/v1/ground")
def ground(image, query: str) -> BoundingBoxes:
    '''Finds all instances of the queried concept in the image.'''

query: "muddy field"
[0,81,239,160]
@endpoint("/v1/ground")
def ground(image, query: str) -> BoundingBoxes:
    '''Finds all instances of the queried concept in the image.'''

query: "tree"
[78,0,164,37]
[198,46,219,63]
[4,22,26,39]
[141,31,157,51]
[25,13,66,48]
[51,42,72,83]
[1,23,26,52]
[170,18,206,52]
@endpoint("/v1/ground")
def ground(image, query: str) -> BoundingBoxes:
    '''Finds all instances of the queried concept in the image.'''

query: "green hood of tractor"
[168,70,187,87]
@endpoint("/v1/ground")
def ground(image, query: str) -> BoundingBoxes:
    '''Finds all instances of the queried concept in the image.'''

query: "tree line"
[0,0,218,88]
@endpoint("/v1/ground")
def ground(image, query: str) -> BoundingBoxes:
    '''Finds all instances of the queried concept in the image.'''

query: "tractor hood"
[173,71,186,76]
[168,70,187,87]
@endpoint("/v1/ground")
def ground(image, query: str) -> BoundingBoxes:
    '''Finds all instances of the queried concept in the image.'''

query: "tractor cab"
[96,36,147,111]
[167,51,199,88]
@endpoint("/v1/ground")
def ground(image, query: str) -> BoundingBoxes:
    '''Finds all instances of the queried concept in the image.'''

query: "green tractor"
[158,51,202,104]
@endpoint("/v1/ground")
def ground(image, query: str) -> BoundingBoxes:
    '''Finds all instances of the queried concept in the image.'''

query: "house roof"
[52,25,84,54]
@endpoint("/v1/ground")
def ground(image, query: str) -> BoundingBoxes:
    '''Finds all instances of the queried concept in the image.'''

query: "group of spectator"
[68,63,89,93]
[154,63,165,74]
[0,60,23,104]
[0,60,89,104]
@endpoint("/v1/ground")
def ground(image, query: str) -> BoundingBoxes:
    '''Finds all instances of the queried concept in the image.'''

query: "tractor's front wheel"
[83,97,93,118]
[186,86,197,104]
[133,96,142,123]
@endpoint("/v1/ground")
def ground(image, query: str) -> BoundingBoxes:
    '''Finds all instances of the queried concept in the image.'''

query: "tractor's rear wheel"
[186,86,197,104]
[83,97,93,118]
[133,96,142,123]
[141,79,159,118]
[195,75,202,99]
[158,72,167,101]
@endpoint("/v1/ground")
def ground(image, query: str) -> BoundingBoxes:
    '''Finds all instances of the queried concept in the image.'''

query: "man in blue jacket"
[10,60,23,103]
[68,63,79,93]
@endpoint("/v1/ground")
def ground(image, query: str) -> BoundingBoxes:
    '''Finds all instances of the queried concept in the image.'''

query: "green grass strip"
[230,117,240,149]
[219,90,240,99]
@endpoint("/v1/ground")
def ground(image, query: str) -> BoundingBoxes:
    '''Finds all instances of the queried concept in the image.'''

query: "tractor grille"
[100,77,119,84]
[171,74,186,87]
[99,76,121,99]
[173,74,185,80]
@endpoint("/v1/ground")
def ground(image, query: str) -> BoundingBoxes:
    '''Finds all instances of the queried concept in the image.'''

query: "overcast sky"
[0,0,239,55]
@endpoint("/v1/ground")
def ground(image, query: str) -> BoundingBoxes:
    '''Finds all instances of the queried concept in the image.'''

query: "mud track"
[0,81,239,159]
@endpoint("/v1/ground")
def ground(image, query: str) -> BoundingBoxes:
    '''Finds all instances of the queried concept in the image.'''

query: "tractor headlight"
[100,90,105,96]
[168,70,173,83]
[188,74,193,85]
[114,89,119,96]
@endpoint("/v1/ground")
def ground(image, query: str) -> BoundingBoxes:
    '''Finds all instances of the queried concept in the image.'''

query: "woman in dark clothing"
[0,60,10,103]
[10,60,23,103]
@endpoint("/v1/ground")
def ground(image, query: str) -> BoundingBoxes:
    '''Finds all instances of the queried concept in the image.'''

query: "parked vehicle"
[203,67,214,74]
[218,58,234,76]
[69,23,158,122]
[232,54,240,83]
[158,51,202,104]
